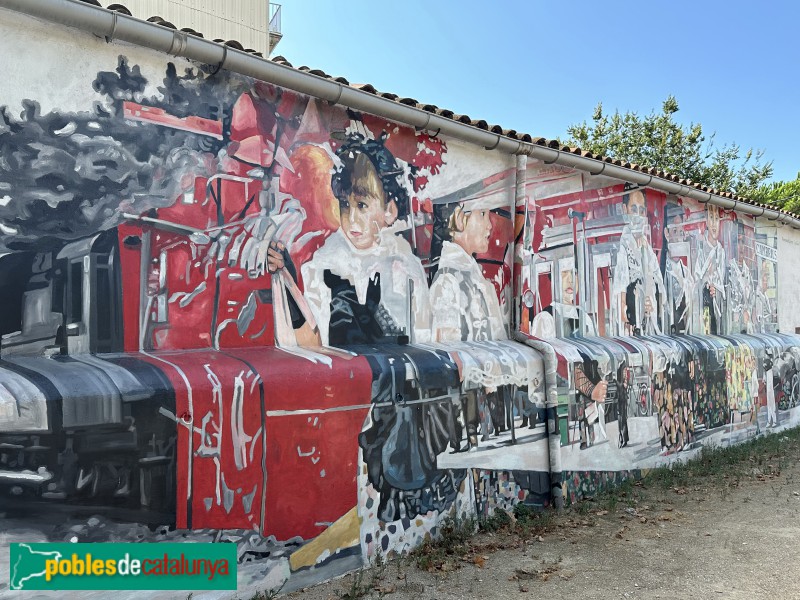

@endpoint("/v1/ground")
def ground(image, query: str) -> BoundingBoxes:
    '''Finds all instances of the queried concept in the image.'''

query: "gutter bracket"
[209,44,228,77]
[484,135,501,151]
[589,162,606,176]
[413,113,434,136]
[167,30,189,58]
[104,10,118,43]
[543,149,560,165]
[327,83,344,106]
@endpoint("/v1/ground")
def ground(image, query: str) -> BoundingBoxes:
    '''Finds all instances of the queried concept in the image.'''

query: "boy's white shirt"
[300,226,432,346]
[430,240,507,342]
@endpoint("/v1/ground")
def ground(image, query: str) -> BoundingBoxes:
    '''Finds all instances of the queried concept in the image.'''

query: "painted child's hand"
[267,241,286,273]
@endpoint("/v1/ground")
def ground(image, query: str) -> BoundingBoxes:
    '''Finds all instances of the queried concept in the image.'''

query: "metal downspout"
[513,154,563,509]
[513,330,562,509]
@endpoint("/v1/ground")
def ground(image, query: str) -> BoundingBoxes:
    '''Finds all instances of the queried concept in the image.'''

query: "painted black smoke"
[0,57,246,253]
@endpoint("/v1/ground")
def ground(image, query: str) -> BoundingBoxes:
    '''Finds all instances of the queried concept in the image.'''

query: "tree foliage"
[566,96,773,199]
[751,173,800,214]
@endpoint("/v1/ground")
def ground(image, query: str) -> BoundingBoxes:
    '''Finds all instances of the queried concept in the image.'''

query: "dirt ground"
[290,432,800,600]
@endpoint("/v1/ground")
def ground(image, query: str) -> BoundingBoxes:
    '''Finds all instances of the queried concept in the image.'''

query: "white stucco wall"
[778,224,800,333]
[0,9,191,114]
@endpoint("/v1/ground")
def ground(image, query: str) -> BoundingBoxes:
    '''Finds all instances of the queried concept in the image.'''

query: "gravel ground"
[294,433,800,600]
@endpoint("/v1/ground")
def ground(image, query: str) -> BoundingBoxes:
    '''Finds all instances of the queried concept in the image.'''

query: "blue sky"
[276,0,799,184]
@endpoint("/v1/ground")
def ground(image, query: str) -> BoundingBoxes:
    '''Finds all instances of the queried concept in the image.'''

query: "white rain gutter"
[2,0,797,230]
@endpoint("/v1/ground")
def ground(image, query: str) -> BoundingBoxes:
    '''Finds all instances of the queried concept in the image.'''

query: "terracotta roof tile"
[146,16,177,29]
[353,83,377,94]
[106,3,131,15]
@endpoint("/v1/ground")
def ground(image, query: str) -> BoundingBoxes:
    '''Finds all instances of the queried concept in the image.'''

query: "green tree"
[566,96,773,198]
[751,173,800,214]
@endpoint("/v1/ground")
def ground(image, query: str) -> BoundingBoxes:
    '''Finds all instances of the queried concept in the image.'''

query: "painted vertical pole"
[514,154,564,508]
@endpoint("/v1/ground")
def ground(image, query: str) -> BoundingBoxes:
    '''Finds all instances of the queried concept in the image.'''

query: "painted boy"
[429,195,514,446]
[268,133,431,346]
[430,198,506,342]
[694,203,726,335]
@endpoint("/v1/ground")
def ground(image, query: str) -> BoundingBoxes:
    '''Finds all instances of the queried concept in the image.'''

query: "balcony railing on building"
[268,3,282,56]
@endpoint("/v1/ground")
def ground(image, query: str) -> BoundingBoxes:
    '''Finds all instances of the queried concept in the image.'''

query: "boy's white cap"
[432,176,511,210]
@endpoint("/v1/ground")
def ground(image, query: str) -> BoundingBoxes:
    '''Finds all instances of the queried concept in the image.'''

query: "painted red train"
[0,118,382,545]
[0,87,487,548]
[0,181,375,542]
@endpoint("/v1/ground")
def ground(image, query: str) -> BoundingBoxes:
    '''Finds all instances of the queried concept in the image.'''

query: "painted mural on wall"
[0,56,552,586]
[513,162,800,502]
[516,166,779,340]
[1,34,800,592]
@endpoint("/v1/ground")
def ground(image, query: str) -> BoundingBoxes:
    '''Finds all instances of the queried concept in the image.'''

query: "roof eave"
[2,0,796,229]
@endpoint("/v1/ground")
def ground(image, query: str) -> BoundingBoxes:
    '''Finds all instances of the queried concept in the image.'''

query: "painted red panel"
[139,346,372,540]
[137,350,267,532]
[118,223,143,352]
[228,347,373,540]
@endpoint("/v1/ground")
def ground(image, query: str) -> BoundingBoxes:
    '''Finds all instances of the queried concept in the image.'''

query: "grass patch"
[477,502,555,537]
[242,583,284,600]
[647,427,800,491]
[586,427,800,512]
[512,502,555,534]
[408,505,558,574]
[334,552,392,600]
[409,516,476,572]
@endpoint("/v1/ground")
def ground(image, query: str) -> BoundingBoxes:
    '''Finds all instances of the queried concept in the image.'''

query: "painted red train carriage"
[0,89,477,545]
[0,101,382,540]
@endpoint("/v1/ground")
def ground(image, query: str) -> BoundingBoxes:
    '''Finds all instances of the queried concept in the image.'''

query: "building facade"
[1,2,800,594]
